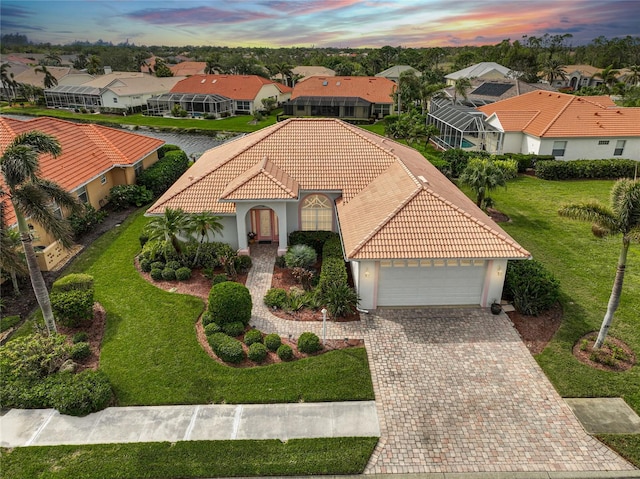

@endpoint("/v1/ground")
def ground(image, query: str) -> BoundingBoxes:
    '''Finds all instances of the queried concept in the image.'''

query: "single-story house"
[547,64,630,91]
[445,62,512,86]
[477,90,640,160]
[146,74,292,117]
[44,72,184,112]
[169,62,207,77]
[0,116,164,271]
[375,65,421,83]
[147,118,530,309]
[283,76,396,120]
[442,78,557,107]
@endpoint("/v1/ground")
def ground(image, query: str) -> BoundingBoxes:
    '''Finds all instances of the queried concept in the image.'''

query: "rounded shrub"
[244,329,263,346]
[202,311,215,326]
[212,274,228,285]
[139,258,152,273]
[208,333,245,364]
[504,259,560,316]
[208,282,252,326]
[204,322,222,336]
[248,343,268,363]
[234,255,253,274]
[161,268,176,281]
[297,332,321,354]
[72,332,89,344]
[285,244,317,269]
[175,267,192,281]
[70,342,91,361]
[166,260,182,271]
[150,268,163,281]
[223,321,246,338]
[50,289,94,328]
[264,333,282,352]
[277,344,294,361]
[48,370,113,416]
[264,288,287,309]
[151,261,165,270]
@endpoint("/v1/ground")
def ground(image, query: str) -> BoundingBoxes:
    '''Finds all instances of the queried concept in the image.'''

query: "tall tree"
[592,64,620,92]
[559,179,640,349]
[0,132,82,334]
[44,52,62,66]
[453,78,471,104]
[35,65,58,89]
[542,58,567,84]
[458,158,507,208]
[623,65,640,86]
[144,208,190,261]
[187,212,223,267]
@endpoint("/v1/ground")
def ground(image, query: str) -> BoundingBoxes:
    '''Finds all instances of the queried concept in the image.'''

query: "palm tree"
[419,81,445,114]
[592,64,620,93]
[623,65,640,86]
[458,158,506,208]
[187,212,223,266]
[559,179,640,349]
[542,58,567,84]
[145,208,191,261]
[0,200,27,296]
[87,55,102,75]
[35,65,58,89]
[0,132,82,334]
[453,78,471,104]
[424,124,440,146]
[204,56,221,75]
[44,52,62,66]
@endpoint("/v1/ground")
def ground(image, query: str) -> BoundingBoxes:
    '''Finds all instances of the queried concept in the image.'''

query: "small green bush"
[139,233,149,248]
[48,370,113,416]
[166,260,182,270]
[223,321,246,337]
[175,266,192,281]
[234,255,253,274]
[504,259,560,316]
[52,274,94,293]
[70,342,91,361]
[201,311,215,326]
[150,261,165,270]
[208,333,245,364]
[288,231,339,256]
[50,290,94,328]
[150,268,163,281]
[0,333,70,381]
[322,282,359,318]
[208,282,252,326]
[297,332,321,354]
[264,333,282,351]
[139,258,152,272]
[275,255,287,268]
[211,274,228,285]
[0,315,21,333]
[204,322,222,336]
[248,342,268,363]
[72,332,88,343]
[264,288,288,309]
[68,205,108,240]
[107,184,153,210]
[244,329,263,346]
[161,267,176,281]
[137,149,189,196]
[277,344,294,361]
[285,244,317,269]
[536,159,637,180]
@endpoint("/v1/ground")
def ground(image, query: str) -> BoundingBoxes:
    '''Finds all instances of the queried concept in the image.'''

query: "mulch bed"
[572,332,636,372]
[57,302,107,372]
[507,302,563,355]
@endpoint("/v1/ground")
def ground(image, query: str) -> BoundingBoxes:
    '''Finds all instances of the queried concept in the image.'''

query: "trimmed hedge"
[48,370,113,416]
[50,290,94,327]
[248,342,268,363]
[70,342,91,361]
[536,159,638,180]
[264,333,282,351]
[297,332,321,354]
[204,322,223,336]
[288,231,340,256]
[504,259,560,316]
[208,333,245,364]
[158,144,181,158]
[244,329,263,346]
[208,282,252,326]
[175,267,192,281]
[137,149,189,196]
[223,321,246,338]
[277,344,294,361]
[316,257,348,299]
[52,274,94,293]
[322,236,343,259]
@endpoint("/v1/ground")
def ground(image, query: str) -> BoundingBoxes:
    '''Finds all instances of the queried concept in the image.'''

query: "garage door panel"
[377,262,486,306]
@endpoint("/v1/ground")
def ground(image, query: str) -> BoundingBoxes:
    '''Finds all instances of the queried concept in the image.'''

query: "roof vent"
[336,81,341,86]
[212,79,217,83]
[322,81,328,86]
[418,175,428,184]
[200,79,206,84]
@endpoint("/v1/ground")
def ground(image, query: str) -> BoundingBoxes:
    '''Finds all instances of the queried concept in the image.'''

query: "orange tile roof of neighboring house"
[0,116,164,227]
[478,90,640,137]
[148,118,529,260]
[170,74,290,100]
[169,62,207,77]
[291,76,396,104]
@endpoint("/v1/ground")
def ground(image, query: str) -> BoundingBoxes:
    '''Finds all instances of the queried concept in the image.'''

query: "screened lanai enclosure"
[283,96,374,120]
[427,98,503,153]
[146,93,233,117]
[45,85,102,109]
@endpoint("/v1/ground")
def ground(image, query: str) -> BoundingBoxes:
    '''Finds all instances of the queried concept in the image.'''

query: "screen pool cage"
[146,92,233,117]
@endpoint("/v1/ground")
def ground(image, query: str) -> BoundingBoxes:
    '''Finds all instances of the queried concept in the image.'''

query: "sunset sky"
[2,0,639,48]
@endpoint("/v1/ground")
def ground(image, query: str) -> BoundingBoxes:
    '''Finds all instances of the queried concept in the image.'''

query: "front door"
[252,208,278,243]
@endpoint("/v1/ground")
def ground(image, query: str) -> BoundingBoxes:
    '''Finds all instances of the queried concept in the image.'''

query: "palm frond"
[10,131,62,157]
[558,202,619,235]
[0,145,40,188]
[35,178,83,215]
[610,179,640,233]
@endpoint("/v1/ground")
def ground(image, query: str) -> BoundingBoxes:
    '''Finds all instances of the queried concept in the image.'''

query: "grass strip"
[0,437,378,479]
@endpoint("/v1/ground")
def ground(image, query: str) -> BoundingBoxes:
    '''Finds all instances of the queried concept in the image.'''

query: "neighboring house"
[0,116,164,271]
[291,66,335,82]
[442,78,556,107]
[147,118,529,309]
[283,76,396,120]
[375,65,421,83]
[445,62,512,86]
[427,98,496,152]
[12,66,81,90]
[477,90,640,159]
[169,61,207,77]
[44,72,183,112]
[146,74,292,117]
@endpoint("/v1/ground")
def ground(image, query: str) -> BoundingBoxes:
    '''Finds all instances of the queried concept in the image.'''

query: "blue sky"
[2,0,639,48]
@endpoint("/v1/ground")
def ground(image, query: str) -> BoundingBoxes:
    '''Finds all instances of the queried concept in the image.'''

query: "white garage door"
[377,259,487,306]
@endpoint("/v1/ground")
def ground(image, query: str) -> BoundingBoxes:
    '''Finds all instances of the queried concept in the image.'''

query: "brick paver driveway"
[363,308,634,474]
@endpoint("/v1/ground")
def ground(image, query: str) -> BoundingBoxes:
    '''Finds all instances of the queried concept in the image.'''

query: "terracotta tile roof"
[148,118,529,260]
[169,62,206,77]
[0,116,164,227]
[478,90,640,137]
[291,76,396,104]
[170,74,289,100]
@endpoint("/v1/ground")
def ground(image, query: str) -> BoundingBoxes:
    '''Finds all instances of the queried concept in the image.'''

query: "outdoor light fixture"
[497,265,503,277]
[364,268,370,278]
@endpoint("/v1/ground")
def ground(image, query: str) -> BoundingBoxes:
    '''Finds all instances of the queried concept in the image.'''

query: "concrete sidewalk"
[0,401,380,447]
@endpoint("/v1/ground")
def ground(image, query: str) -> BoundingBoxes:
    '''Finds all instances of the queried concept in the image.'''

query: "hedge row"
[536,159,638,180]
[50,274,95,328]
[504,259,560,316]
[316,237,349,301]
[137,149,189,196]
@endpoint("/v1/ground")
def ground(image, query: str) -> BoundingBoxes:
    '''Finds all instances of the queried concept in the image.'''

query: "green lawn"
[64,209,373,406]
[490,176,640,466]
[0,437,378,478]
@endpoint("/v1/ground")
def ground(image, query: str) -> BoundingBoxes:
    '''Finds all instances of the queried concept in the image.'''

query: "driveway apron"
[362,308,635,474]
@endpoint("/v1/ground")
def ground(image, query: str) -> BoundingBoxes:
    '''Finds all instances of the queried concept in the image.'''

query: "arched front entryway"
[249,207,279,243]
